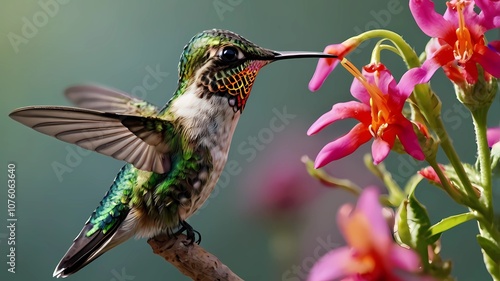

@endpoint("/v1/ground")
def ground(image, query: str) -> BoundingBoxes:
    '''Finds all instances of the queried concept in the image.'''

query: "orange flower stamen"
[341,58,390,139]
[449,0,474,64]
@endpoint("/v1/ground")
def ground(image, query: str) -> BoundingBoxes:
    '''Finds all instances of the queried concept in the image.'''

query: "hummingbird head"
[176,29,335,112]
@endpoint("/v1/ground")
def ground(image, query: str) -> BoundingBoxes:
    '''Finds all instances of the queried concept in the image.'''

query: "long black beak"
[271,51,337,61]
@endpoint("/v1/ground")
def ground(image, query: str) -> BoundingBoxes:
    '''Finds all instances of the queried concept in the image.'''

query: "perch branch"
[148,234,243,281]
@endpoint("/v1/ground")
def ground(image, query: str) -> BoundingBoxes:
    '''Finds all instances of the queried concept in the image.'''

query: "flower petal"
[371,137,391,164]
[307,101,371,135]
[309,39,362,92]
[310,188,430,281]
[350,67,401,106]
[389,244,421,271]
[307,247,352,281]
[350,73,371,105]
[409,0,456,44]
[377,69,401,99]
[419,165,443,184]
[355,187,391,243]
[487,127,500,147]
[398,121,425,161]
[473,44,500,78]
[442,62,467,85]
[309,43,353,91]
[425,38,443,57]
[476,0,500,30]
[309,57,340,92]
[399,45,454,94]
[314,123,372,168]
[462,59,479,84]
[375,68,410,111]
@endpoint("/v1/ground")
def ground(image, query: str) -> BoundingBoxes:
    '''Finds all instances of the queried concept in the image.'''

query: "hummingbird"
[9,29,335,278]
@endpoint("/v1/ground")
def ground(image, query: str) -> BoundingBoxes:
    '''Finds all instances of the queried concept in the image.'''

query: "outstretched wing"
[65,85,160,116]
[9,106,176,174]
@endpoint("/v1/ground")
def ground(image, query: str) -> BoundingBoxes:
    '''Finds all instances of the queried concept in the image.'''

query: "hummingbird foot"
[175,221,202,246]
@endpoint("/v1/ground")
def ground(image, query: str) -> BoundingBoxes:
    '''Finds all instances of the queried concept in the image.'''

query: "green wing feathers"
[53,165,136,278]
[87,165,135,236]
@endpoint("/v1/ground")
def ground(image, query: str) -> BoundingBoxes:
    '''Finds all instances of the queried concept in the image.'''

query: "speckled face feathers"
[176,29,275,112]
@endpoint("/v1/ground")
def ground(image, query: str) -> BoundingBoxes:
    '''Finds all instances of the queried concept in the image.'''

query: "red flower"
[308,61,424,168]
[406,0,500,85]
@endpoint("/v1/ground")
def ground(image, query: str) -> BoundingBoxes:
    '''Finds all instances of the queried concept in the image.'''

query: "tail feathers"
[53,221,131,278]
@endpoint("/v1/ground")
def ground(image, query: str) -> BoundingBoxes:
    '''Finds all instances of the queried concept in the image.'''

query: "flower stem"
[471,107,500,279]
[302,156,362,196]
[354,29,421,68]
[425,157,466,204]
[370,40,401,63]
[433,117,485,213]
[471,107,493,218]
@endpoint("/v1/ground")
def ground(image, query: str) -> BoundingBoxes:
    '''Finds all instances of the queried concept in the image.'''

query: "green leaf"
[428,212,475,237]
[408,192,432,270]
[427,212,475,244]
[427,233,441,246]
[395,200,412,247]
[477,235,500,262]
[394,191,432,271]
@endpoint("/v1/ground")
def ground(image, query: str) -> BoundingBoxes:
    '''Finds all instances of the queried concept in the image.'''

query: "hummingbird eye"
[219,46,241,63]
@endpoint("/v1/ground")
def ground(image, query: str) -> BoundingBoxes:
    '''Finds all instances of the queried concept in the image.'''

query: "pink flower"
[487,127,500,147]
[309,38,361,91]
[308,187,425,281]
[406,0,500,85]
[418,165,448,185]
[308,61,424,168]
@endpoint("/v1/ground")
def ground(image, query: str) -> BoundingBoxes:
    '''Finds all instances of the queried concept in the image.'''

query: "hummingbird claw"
[176,220,202,246]
[193,229,202,245]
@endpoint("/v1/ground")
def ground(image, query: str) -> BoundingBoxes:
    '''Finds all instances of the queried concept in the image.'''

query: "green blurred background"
[1,0,498,280]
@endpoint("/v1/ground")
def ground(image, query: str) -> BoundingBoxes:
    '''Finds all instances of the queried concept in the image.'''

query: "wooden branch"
[147,234,244,281]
